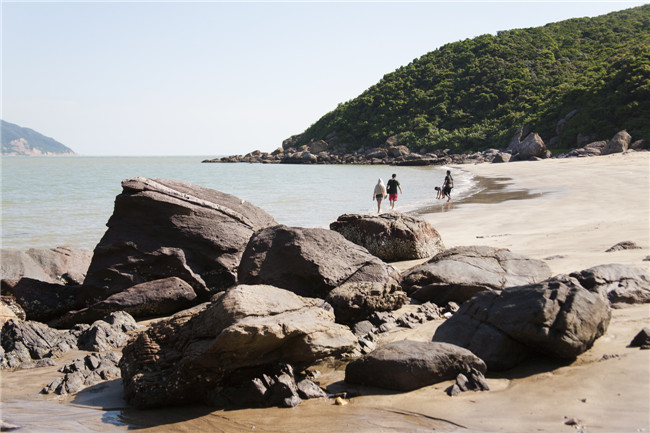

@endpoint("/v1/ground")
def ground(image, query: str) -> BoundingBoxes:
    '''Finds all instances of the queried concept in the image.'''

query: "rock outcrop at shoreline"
[345,340,487,392]
[330,213,445,262]
[1,247,92,285]
[401,246,552,306]
[202,130,647,166]
[83,177,277,304]
[119,285,357,409]
[433,274,612,370]
[237,225,401,299]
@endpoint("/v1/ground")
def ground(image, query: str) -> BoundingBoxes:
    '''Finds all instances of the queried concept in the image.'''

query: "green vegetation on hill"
[1,120,76,155]
[295,5,650,152]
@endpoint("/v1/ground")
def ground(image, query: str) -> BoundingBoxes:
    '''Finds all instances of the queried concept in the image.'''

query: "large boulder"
[325,281,407,326]
[401,246,552,306]
[602,131,632,155]
[570,264,650,307]
[51,277,198,327]
[82,178,277,305]
[507,132,547,159]
[119,285,357,409]
[433,275,611,370]
[1,278,84,322]
[330,213,445,262]
[237,225,400,299]
[1,247,92,285]
[345,340,486,391]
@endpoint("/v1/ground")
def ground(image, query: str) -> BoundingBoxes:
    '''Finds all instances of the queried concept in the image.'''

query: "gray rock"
[1,247,92,285]
[76,312,139,352]
[602,131,632,155]
[119,284,357,409]
[1,319,78,369]
[571,264,650,307]
[345,340,486,391]
[326,282,407,326]
[41,352,122,395]
[507,132,547,159]
[401,246,552,306]
[433,275,611,370]
[238,225,400,299]
[605,241,642,252]
[51,277,197,327]
[83,177,277,304]
[492,152,511,163]
[330,213,445,262]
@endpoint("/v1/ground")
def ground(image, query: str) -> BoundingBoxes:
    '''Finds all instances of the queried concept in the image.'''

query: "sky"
[2,1,647,156]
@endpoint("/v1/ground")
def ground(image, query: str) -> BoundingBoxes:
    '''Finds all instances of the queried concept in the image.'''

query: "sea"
[1,156,478,251]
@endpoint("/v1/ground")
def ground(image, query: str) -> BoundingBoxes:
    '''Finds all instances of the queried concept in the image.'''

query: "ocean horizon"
[1,155,478,251]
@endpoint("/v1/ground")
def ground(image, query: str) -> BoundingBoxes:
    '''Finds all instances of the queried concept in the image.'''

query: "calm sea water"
[1,156,477,251]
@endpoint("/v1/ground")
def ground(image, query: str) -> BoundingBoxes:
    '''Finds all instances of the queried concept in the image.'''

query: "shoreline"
[1,151,649,432]
[417,151,649,276]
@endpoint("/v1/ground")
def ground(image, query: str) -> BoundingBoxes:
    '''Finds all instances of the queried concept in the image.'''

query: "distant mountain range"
[1,120,76,156]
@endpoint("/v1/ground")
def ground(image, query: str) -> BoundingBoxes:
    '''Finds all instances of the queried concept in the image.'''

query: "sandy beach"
[1,151,649,432]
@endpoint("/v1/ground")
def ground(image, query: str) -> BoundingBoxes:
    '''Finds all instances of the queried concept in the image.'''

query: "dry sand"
[1,152,649,432]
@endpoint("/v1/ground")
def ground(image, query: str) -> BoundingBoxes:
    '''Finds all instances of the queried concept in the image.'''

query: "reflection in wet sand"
[414,175,544,215]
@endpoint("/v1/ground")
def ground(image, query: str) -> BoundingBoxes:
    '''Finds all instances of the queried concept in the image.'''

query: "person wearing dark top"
[442,170,454,202]
[386,173,403,210]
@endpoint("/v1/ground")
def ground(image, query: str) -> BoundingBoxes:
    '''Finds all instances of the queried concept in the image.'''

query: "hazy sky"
[2,1,647,156]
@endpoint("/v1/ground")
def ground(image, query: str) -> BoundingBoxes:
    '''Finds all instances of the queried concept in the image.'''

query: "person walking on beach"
[373,178,387,213]
[442,170,454,202]
[386,173,402,210]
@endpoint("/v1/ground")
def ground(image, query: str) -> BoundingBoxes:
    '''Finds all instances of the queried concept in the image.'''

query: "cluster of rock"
[42,352,122,395]
[432,263,650,371]
[204,142,497,166]
[0,311,138,370]
[2,178,649,412]
[203,123,647,166]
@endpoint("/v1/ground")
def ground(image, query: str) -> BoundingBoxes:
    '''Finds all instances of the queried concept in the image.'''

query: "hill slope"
[291,5,650,153]
[2,120,76,156]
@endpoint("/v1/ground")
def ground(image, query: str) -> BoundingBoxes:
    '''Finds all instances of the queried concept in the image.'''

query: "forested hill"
[291,5,650,153]
[1,120,76,156]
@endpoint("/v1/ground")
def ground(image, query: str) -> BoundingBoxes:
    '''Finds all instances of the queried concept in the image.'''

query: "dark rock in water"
[1,277,83,323]
[41,352,122,395]
[82,177,277,305]
[1,319,78,369]
[76,311,139,352]
[51,277,197,327]
[119,284,357,409]
[345,340,486,391]
[0,247,92,285]
[605,241,642,252]
[629,327,650,348]
[401,246,552,306]
[570,264,650,307]
[433,275,611,370]
[330,213,445,262]
[325,281,407,326]
[238,225,400,299]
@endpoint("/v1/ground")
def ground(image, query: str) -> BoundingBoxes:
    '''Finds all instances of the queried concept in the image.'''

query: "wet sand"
[1,151,649,432]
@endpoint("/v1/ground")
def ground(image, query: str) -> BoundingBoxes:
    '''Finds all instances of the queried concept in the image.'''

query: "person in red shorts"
[386,173,402,210]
